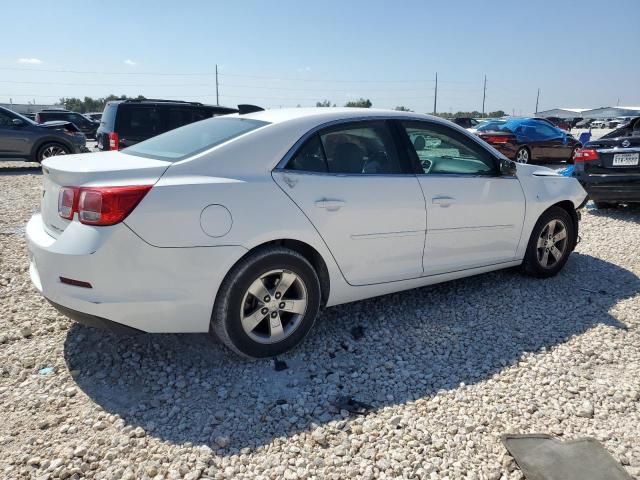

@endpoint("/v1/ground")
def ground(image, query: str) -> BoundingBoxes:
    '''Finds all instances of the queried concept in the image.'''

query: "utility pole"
[433,72,438,115]
[535,88,540,114]
[215,64,219,106]
[482,75,487,118]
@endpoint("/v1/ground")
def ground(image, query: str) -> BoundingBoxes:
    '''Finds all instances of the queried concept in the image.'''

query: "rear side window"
[286,121,404,174]
[123,117,269,161]
[116,107,162,137]
[100,104,117,129]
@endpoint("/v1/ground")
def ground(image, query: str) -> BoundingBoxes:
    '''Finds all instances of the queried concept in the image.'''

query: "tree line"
[57,95,146,113]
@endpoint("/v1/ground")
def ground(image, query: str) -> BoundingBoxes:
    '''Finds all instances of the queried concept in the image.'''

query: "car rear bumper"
[26,213,247,333]
[574,172,640,202]
[47,300,143,335]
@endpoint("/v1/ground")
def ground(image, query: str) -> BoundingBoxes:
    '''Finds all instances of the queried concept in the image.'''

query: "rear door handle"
[315,199,345,211]
[432,196,455,207]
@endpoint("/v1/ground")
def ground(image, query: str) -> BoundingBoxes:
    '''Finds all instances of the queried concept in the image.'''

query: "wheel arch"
[545,200,579,251]
[30,136,74,161]
[220,238,331,308]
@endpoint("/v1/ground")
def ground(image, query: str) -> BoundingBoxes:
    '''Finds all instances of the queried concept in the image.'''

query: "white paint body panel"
[418,175,526,275]
[272,171,426,285]
[26,108,588,333]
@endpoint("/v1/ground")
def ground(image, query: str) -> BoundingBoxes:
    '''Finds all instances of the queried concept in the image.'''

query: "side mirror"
[12,118,24,127]
[500,158,517,176]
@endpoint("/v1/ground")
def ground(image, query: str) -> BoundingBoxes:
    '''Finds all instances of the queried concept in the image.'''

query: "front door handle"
[315,199,345,211]
[432,196,455,207]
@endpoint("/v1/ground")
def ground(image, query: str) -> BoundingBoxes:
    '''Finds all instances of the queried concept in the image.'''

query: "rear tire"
[522,206,575,278]
[211,246,321,359]
[37,142,69,162]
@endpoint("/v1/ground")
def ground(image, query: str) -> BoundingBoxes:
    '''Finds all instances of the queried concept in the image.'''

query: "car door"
[398,120,525,276]
[273,120,427,286]
[533,122,570,160]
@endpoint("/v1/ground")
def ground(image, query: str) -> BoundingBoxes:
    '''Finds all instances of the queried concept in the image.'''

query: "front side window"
[123,116,269,162]
[286,121,404,174]
[402,121,496,175]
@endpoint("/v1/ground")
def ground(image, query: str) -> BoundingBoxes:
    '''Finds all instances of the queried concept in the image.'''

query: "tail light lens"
[574,149,599,163]
[108,132,119,150]
[58,187,79,219]
[58,185,151,226]
[481,135,513,144]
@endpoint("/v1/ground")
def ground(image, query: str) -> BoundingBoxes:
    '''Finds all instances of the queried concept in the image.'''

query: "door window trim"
[276,117,419,176]
[394,119,503,177]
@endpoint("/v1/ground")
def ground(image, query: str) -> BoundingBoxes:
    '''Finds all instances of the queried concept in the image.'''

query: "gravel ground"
[1,165,639,480]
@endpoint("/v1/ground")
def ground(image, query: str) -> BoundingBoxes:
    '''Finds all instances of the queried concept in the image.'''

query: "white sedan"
[27,108,588,358]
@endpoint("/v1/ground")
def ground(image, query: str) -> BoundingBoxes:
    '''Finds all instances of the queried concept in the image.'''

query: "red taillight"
[574,149,599,163]
[58,185,151,226]
[482,135,513,144]
[108,132,119,150]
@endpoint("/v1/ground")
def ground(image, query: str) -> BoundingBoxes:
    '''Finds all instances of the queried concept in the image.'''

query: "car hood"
[516,163,560,177]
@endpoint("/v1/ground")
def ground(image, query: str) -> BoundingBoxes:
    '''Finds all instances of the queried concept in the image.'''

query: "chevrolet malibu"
[27,109,588,358]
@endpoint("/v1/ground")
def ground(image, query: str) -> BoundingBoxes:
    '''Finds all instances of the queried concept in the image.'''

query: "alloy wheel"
[536,219,568,268]
[516,148,529,164]
[41,145,67,159]
[240,269,308,344]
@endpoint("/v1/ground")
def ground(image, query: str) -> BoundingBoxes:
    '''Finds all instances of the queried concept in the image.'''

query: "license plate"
[612,153,639,166]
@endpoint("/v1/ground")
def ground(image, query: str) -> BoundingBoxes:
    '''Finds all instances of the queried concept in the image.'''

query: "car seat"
[331,142,365,173]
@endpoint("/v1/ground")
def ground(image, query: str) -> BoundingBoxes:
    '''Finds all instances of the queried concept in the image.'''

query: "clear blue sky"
[1,0,638,114]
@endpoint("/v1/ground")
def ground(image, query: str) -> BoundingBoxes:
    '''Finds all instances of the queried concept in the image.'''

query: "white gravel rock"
[1,167,639,479]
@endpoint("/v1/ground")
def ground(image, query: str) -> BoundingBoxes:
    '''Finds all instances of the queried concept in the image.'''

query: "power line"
[0,67,217,76]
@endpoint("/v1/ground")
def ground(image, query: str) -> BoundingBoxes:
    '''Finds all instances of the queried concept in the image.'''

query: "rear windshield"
[123,117,269,161]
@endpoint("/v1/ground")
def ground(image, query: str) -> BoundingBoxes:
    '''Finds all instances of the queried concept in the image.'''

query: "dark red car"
[476,118,581,164]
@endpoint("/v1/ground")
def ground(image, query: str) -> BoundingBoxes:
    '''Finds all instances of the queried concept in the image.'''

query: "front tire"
[37,142,69,162]
[212,246,321,358]
[515,147,530,164]
[522,206,575,278]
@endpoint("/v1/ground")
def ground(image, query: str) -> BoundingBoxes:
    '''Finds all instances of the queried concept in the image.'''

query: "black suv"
[35,109,99,138]
[96,99,237,151]
[0,106,87,162]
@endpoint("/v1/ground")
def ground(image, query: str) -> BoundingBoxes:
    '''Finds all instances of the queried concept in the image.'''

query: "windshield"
[123,116,270,161]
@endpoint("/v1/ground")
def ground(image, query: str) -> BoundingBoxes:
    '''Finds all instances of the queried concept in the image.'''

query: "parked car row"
[0,106,88,162]
[574,116,640,208]
[473,117,581,164]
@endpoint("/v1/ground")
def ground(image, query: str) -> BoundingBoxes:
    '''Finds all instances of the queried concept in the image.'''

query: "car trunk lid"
[40,151,171,238]
[585,136,640,173]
